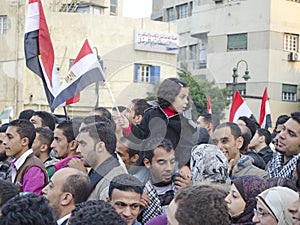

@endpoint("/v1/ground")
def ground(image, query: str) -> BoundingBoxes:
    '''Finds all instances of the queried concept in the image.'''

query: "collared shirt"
[57,213,71,225]
[11,149,45,195]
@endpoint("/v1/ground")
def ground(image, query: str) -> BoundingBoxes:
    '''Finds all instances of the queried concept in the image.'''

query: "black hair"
[35,127,54,154]
[18,109,35,121]
[0,193,56,225]
[0,179,18,207]
[143,137,174,163]
[215,122,242,140]
[68,200,126,225]
[56,120,75,143]
[79,122,117,155]
[132,99,151,117]
[82,115,116,132]
[238,116,260,138]
[108,173,143,198]
[33,111,56,131]
[291,112,300,124]
[112,106,127,113]
[8,119,36,149]
[0,123,9,133]
[157,78,188,108]
[257,128,272,146]
[90,107,112,121]
[199,113,220,131]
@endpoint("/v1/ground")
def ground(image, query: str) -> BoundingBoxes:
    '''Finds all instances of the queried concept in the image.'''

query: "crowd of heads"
[0,77,299,225]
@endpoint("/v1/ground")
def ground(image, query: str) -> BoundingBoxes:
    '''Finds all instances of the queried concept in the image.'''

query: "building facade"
[0,0,177,117]
[152,0,300,123]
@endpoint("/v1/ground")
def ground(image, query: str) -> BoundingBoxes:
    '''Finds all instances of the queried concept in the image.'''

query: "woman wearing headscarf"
[253,186,298,225]
[225,175,270,225]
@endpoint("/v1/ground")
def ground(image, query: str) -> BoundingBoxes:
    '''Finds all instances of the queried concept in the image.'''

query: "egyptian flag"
[51,38,105,112]
[207,96,212,113]
[259,88,272,129]
[229,90,254,122]
[24,0,61,106]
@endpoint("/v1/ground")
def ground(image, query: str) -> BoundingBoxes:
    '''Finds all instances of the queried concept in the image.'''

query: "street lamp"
[232,59,251,98]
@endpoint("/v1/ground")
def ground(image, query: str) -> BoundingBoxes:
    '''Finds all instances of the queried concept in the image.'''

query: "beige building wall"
[0,0,177,118]
[189,0,300,123]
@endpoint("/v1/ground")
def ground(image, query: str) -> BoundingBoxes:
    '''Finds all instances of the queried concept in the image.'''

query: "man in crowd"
[268,112,300,179]
[42,167,90,225]
[3,119,48,194]
[141,137,191,224]
[116,136,148,185]
[126,98,151,125]
[212,122,268,179]
[107,174,143,225]
[0,123,11,180]
[32,127,58,179]
[30,110,56,131]
[51,120,79,171]
[197,113,220,137]
[249,128,273,165]
[76,122,127,200]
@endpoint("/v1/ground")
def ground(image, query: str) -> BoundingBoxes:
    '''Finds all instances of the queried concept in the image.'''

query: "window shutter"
[134,64,139,83]
[150,66,160,84]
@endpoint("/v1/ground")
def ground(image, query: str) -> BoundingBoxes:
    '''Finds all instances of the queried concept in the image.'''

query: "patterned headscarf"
[231,175,270,225]
[191,144,229,184]
[257,186,298,225]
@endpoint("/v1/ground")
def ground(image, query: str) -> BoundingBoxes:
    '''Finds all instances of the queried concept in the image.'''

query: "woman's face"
[225,184,246,218]
[252,200,277,225]
[171,87,189,113]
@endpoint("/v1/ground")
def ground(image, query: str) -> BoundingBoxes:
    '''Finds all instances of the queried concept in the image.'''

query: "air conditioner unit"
[288,52,299,62]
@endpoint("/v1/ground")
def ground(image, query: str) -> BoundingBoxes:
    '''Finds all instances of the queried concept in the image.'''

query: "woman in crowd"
[253,186,298,225]
[225,175,269,225]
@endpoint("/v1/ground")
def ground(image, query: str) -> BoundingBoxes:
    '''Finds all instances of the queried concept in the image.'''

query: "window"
[226,83,246,98]
[0,15,7,35]
[176,3,188,19]
[282,84,297,101]
[284,33,298,52]
[134,64,160,84]
[110,0,117,15]
[227,33,248,51]
[189,44,198,60]
[167,7,174,22]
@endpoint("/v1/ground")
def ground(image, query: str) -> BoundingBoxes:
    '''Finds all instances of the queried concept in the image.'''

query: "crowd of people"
[0,77,299,225]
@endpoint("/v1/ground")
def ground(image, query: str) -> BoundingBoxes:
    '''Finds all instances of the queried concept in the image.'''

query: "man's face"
[146,147,175,184]
[249,131,260,149]
[108,189,141,225]
[126,103,137,125]
[32,133,42,157]
[51,128,70,159]
[3,126,25,159]
[116,141,130,165]
[76,131,97,168]
[288,198,300,225]
[277,118,300,157]
[30,115,43,128]
[212,126,242,161]
[167,199,179,225]
[42,169,70,220]
[0,132,6,154]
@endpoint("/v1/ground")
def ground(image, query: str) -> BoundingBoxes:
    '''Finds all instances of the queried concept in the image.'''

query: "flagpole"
[104,81,121,116]
[63,106,69,120]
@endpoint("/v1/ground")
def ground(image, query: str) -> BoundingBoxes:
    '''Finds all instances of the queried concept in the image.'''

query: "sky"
[122,0,153,18]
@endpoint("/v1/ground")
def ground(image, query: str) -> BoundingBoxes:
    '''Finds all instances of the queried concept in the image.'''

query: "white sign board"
[134,29,179,54]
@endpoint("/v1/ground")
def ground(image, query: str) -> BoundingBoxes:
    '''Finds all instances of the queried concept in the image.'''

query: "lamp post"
[93,47,103,107]
[232,59,251,98]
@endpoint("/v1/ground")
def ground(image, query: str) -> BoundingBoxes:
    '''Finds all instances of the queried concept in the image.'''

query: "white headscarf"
[257,186,298,225]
